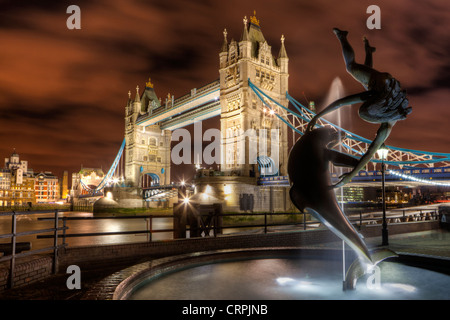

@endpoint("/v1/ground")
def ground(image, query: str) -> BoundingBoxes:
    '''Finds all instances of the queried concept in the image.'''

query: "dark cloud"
[0,0,449,180]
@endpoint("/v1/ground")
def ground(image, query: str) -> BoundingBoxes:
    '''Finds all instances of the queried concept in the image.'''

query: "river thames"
[0,211,174,250]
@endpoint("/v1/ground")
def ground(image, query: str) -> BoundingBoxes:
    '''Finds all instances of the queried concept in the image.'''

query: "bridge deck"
[136,80,220,128]
[258,166,450,187]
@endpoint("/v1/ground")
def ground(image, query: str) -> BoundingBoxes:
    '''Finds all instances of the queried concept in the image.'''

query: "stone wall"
[0,255,53,291]
[192,175,294,212]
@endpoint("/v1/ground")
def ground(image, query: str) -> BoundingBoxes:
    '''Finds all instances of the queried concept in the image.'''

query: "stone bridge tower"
[219,12,289,177]
[124,79,171,187]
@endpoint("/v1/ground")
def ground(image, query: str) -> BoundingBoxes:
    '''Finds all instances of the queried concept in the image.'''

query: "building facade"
[60,170,69,200]
[35,172,60,203]
[1,151,36,207]
[0,170,12,207]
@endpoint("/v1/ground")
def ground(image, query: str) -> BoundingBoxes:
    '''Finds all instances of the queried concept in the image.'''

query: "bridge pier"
[191,174,293,213]
[102,186,145,209]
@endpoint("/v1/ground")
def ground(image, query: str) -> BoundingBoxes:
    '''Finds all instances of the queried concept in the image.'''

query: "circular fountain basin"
[114,248,450,300]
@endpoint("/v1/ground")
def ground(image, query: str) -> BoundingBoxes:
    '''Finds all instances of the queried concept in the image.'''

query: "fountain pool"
[113,248,450,300]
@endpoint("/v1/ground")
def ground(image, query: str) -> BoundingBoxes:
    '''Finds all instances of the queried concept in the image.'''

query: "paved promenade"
[0,228,448,300]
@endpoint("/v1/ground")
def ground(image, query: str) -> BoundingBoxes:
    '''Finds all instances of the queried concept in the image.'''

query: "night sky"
[1,0,449,184]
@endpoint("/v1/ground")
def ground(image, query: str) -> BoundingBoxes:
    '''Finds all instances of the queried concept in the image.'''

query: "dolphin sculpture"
[288,127,374,264]
[288,127,397,289]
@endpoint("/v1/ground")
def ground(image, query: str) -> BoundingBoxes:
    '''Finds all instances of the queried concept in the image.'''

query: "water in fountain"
[127,257,450,300]
[319,77,348,202]
[320,76,351,284]
[320,76,347,126]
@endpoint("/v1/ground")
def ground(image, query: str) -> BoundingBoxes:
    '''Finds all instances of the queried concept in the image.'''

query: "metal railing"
[0,210,67,288]
[36,215,173,243]
[36,212,319,243]
[352,208,440,228]
[35,208,440,242]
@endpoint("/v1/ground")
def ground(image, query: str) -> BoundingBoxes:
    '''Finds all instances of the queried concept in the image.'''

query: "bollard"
[8,211,17,288]
[264,212,267,234]
[173,202,187,239]
[53,210,59,274]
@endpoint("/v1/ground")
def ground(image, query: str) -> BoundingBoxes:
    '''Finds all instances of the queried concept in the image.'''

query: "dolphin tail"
[371,248,398,264]
[344,248,398,290]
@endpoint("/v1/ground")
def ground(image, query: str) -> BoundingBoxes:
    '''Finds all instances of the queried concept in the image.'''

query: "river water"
[0,211,174,250]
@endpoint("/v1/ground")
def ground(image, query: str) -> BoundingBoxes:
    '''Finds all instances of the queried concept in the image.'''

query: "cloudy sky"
[0,0,449,182]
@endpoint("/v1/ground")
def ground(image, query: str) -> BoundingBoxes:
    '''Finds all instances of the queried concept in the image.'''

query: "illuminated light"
[269,109,275,115]
[106,191,113,199]
[389,170,450,186]
[384,283,417,293]
[183,197,190,204]
[205,185,212,194]
[181,180,185,186]
[276,277,295,285]
[224,184,232,195]
[376,144,389,160]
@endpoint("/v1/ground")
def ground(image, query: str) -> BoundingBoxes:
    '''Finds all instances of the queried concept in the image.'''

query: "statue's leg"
[363,36,376,67]
[307,91,372,132]
[334,121,395,188]
[333,28,373,89]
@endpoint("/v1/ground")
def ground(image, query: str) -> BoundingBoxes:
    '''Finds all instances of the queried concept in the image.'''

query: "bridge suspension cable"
[248,79,450,169]
[80,138,126,194]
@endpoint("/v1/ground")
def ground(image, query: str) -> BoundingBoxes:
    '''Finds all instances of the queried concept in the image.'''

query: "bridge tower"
[219,12,289,177]
[124,79,171,187]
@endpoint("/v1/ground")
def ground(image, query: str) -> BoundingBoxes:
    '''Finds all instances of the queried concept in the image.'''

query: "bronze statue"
[288,127,373,264]
[307,28,412,187]
[288,127,397,289]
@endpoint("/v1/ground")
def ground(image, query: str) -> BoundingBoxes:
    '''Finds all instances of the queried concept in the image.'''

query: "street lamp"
[377,144,389,246]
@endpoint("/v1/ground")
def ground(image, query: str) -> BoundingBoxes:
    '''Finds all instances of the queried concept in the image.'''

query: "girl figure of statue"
[307,28,412,187]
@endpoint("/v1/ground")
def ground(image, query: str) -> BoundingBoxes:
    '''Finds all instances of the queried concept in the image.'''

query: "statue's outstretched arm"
[333,121,395,188]
[327,149,360,168]
[306,91,373,132]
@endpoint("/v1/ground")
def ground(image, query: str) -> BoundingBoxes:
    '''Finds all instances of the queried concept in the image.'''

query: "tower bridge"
[82,13,450,211]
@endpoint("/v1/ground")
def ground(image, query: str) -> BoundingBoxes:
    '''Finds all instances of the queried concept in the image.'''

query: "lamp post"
[377,144,389,246]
